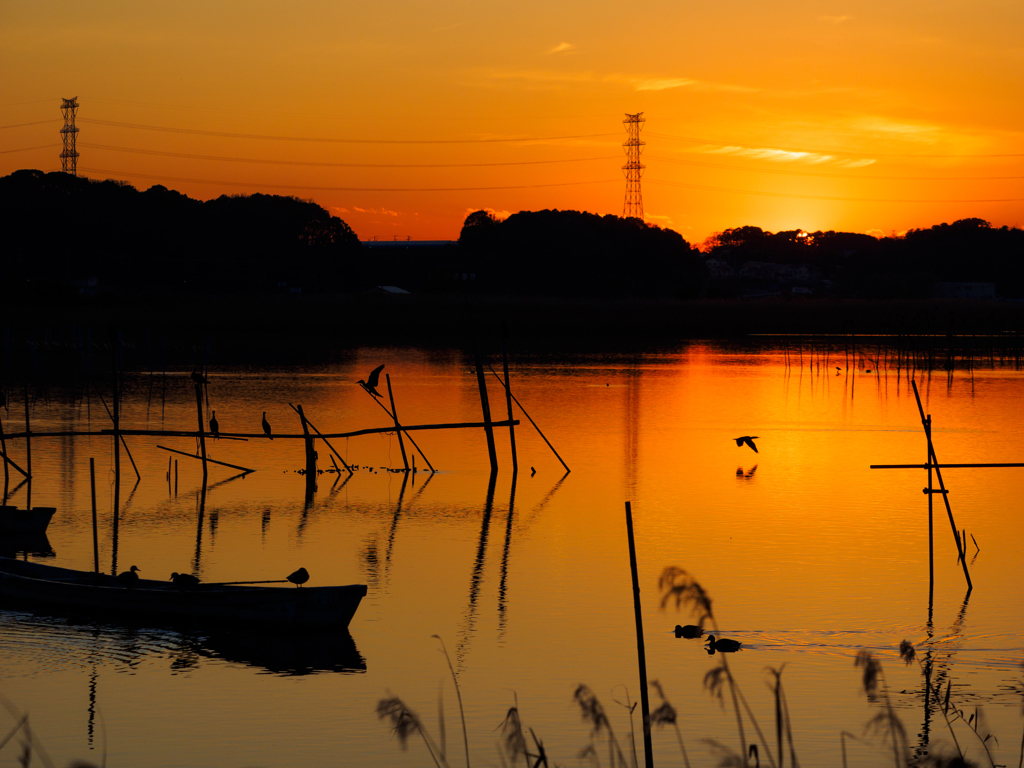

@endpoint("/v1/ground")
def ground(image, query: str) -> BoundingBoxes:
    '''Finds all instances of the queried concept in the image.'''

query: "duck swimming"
[705,634,742,652]
[674,624,704,639]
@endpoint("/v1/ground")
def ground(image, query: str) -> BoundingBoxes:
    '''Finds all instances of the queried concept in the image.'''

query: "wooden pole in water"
[296,405,317,493]
[624,501,654,768]
[486,366,570,473]
[911,380,972,591]
[501,327,518,476]
[193,379,208,486]
[384,374,410,471]
[926,415,934,603]
[90,457,99,574]
[23,384,32,480]
[474,347,499,475]
[174,460,178,496]
[110,342,119,537]
[287,405,354,475]
[0,416,8,498]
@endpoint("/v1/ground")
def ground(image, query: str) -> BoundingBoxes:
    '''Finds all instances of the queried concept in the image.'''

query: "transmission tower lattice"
[60,97,79,176]
[621,112,645,220]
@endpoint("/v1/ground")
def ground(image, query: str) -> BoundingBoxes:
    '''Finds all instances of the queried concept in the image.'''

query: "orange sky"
[2,0,1022,244]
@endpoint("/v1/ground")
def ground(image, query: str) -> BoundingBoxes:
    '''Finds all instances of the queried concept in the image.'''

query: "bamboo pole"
[474,347,498,475]
[911,380,972,591]
[385,374,410,471]
[288,405,354,475]
[352,393,436,473]
[502,329,518,476]
[157,445,255,474]
[927,415,934,603]
[194,379,208,485]
[624,501,654,768]
[23,384,31,480]
[486,366,570,473]
[0,414,10,493]
[0,446,29,478]
[296,404,317,498]
[0,420,520,441]
[90,458,99,574]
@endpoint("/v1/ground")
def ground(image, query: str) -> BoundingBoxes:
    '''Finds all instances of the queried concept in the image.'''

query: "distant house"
[739,262,780,280]
[933,282,996,299]
[704,258,735,279]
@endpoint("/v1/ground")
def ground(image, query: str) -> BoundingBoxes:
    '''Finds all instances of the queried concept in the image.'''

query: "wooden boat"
[0,557,366,629]
[0,506,56,534]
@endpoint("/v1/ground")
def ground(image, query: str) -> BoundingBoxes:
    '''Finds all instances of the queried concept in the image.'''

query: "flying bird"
[262,412,273,440]
[209,411,219,438]
[117,565,141,587]
[357,364,385,397]
[733,436,759,453]
[287,567,310,587]
[674,624,704,639]
[170,572,200,588]
[705,634,742,653]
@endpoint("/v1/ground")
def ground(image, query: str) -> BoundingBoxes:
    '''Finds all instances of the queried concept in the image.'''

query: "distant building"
[704,258,735,279]
[933,282,996,299]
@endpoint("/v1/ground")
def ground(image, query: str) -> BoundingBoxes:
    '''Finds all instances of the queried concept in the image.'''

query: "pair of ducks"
[117,566,200,589]
[673,624,742,652]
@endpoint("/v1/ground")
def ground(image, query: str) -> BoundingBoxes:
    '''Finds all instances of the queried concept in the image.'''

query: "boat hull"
[0,507,56,534]
[0,558,366,629]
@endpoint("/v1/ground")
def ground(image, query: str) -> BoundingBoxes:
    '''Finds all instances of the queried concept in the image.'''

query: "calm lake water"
[2,344,1023,767]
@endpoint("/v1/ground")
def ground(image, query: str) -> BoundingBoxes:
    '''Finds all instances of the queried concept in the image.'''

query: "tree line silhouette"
[3,170,1022,300]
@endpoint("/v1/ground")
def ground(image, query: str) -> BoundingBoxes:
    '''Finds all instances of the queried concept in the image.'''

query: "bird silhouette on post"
[357,364,385,398]
[262,412,273,440]
[210,411,219,439]
[287,567,310,587]
[733,436,759,453]
[117,565,141,587]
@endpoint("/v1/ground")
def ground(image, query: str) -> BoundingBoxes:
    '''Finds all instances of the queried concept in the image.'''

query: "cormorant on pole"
[357,364,385,397]
[209,411,219,439]
[262,412,273,440]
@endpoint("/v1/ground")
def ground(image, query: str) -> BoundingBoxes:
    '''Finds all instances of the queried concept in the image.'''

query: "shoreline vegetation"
[5,293,1024,360]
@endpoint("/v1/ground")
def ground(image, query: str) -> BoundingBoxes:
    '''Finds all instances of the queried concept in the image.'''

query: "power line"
[0,119,61,130]
[645,154,1024,181]
[79,142,619,168]
[78,118,618,145]
[80,166,619,192]
[0,144,59,155]
[646,178,1024,203]
[646,131,1024,159]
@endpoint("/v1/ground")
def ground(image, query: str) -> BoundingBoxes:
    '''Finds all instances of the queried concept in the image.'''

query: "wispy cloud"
[466,207,511,220]
[819,15,852,24]
[645,212,675,228]
[608,74,757,93]
[547,42,574,54]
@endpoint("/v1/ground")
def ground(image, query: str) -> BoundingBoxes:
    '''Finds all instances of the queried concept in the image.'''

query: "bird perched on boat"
[209,411,219,439]
[733,436,759,453]
[357,364,385,398]
[117,565,141,587]
[705,634,742,652]
[170,572,200,589]
[674,624,704,639]
[262,412,273,440]
[287,567,310,587]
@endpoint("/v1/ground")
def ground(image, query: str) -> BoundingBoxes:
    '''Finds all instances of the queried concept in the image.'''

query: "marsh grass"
[379,569,1024,768]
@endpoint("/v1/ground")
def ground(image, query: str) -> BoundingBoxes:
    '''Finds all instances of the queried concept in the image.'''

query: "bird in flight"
[262,412,273,440]
[357,364,385,397]
[733,436,759,453]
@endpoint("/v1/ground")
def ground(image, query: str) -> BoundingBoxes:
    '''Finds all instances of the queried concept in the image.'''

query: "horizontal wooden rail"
[1,419,519,441]
[870,462,1024,469]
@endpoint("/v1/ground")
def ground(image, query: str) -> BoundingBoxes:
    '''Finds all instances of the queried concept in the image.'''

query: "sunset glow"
[2,1,1022,241]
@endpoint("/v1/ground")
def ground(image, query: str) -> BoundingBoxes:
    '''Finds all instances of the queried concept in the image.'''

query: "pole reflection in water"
[456,471,497,665]
[497,472,517,637]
